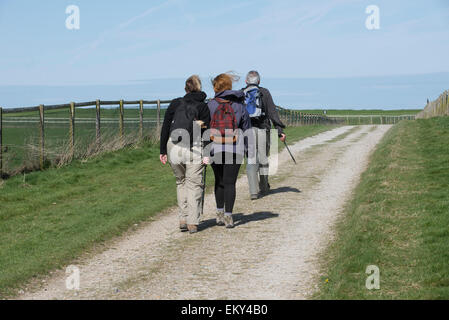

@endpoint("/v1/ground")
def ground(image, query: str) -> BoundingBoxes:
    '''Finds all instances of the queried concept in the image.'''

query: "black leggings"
[211,153,242,214]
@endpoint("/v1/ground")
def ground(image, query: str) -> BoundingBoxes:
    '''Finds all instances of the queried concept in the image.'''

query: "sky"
[0,0,448,108]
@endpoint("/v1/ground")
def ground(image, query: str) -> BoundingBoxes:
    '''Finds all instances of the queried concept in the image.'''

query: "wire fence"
[276,107,343,126]
[0,99,413,178]
[277,107,415,126]
[0,99,170,178]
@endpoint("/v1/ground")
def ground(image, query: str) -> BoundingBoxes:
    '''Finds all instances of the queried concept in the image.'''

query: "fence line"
[1,99,173,114]
[276,107,343,127]
[0,98,415,178]
[276,108,415,126]
[330,114,416,125]
[0,99,167,176]
[416,90,449,119]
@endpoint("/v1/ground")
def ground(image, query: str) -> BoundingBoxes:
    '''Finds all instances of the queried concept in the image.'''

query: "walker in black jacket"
[159,88,211,234]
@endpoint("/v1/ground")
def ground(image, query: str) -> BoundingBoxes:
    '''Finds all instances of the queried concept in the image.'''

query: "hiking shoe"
[179,221,188,232]
[216,211,225,226]
[224,215,234,229]
[187,224,198,234]
[250,194,259,200]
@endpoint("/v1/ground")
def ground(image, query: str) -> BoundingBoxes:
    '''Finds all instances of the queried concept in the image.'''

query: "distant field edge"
[315,117,449,300]
[290,109,422,116]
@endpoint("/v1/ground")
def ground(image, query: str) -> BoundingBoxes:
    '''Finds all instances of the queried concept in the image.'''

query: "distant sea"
[1,72,448,110]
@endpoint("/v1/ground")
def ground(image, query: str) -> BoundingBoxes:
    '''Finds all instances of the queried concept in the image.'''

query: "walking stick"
[284,139,297,165]
[199,128,207,218]
[201,165,207,217]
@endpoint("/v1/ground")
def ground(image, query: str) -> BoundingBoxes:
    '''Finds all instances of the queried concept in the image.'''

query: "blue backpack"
[244,87,264,118]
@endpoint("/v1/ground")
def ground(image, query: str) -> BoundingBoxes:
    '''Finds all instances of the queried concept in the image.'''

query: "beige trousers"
[167,140,205,226]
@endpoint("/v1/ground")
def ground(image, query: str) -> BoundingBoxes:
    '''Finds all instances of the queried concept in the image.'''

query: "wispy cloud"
[69,0,176,65]
[117,0,175,30]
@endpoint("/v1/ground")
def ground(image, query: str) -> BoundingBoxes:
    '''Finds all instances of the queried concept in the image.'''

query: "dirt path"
[19,125,391,300]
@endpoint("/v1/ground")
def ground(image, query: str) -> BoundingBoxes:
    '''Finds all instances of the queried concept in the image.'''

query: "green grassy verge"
[316,117,449,299]
[0,124,338,297]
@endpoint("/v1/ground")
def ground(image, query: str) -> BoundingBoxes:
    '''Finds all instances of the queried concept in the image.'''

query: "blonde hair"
[212,72,240,93]
[185,75,202,93]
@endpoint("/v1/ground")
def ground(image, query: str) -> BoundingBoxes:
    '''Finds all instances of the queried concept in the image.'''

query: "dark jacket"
[243,85,286,136]
[160,91,210,155]
[207,90,251,156]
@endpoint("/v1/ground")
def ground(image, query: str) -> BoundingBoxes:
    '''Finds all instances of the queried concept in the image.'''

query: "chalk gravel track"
[19,125,391,300]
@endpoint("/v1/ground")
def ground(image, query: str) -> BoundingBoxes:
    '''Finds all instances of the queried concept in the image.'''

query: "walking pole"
[284,139,297,165]
[201,165,207,217]
[199,127,208,218]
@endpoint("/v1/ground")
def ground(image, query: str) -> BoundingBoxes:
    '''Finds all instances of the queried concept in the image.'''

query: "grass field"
[316,117,449,299]
[2,107,166,173]
[2,106,418,174]
[0,124,335,297]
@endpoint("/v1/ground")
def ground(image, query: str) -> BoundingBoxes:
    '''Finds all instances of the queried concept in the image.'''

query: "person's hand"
[202,157,210,165]
[160,154,168,165]
[280,134,286,143]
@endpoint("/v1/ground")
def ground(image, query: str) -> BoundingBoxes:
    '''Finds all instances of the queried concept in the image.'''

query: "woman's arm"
[159,99,179,155]
[240,104,251,131]
[262,88,286,135]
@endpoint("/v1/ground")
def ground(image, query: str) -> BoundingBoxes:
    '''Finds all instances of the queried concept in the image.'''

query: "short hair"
[185,75,202,93]
[212,72,240,93]
[246,70,260,85]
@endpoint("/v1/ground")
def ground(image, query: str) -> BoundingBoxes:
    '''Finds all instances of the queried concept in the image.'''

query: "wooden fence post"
[39,104,45,170]
[139,100,144,139]
[69,102,75,159]
[119,100,124,140]
[446,91,449,115]
[0,107,3,178]
[96,100,101,149]
[156,99,161,133]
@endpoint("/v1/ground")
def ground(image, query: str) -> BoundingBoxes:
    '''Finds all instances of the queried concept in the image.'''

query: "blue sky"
[1,0,448,86]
